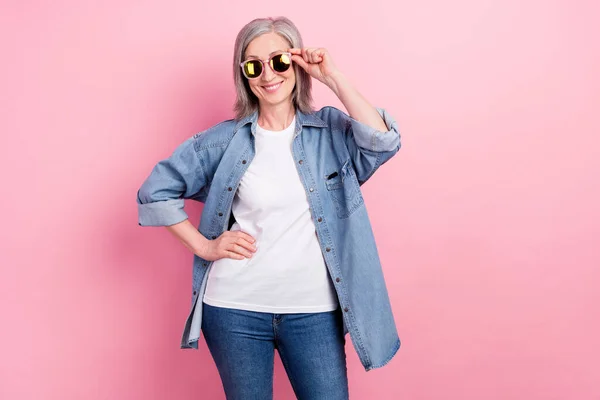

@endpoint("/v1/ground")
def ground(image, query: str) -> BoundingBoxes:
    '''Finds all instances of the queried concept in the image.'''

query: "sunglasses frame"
[240,52,293,80]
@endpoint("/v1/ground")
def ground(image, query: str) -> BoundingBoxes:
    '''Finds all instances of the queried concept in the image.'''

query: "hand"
[288,47,341,87]
[201,230,257,261]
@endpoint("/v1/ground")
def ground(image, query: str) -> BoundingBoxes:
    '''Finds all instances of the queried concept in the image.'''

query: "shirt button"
[335,277,340,282]
[309,187,314,192]
[317,217,322,222]
[218,212,223,216]
[298,160,303,164]
[193,291,197,295]
[344,307,349,312]
[242,160,247,164]
[203,262,208,266]
[326,247,331,252]
[211,235,217,239]
[228,187,233,191]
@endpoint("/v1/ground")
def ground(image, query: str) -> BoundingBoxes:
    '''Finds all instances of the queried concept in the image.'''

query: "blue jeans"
[201,302,349,400]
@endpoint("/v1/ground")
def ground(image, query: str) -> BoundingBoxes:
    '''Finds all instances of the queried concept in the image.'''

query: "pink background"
[1,1,599,399]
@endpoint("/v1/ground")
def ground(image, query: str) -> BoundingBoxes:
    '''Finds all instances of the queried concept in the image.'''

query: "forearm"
[326,71,388,132]
[165,219,209,258]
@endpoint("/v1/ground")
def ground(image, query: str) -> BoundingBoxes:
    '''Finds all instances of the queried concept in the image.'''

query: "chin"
[268,89,294,105]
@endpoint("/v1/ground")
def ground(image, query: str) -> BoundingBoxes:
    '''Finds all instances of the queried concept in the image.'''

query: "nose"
[261,62,276,81]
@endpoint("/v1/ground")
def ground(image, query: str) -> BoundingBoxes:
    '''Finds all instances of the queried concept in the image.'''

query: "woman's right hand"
[201,230,257,261]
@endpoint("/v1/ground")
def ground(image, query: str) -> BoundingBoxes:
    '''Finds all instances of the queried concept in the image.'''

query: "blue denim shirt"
[137,106,402,371]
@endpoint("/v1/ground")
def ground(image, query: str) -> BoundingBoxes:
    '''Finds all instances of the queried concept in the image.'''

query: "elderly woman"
[137,16,401,400]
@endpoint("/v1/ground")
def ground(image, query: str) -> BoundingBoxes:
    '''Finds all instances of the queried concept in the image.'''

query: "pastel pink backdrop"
[1,1,598,399]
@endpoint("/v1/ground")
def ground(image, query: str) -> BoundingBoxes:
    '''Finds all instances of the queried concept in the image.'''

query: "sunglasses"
[240,52,293,79]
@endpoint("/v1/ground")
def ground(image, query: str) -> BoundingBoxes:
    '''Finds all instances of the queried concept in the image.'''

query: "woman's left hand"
[288,47,341,87]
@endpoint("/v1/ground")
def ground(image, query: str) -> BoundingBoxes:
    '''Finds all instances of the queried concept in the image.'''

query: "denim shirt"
[136,105,402,371]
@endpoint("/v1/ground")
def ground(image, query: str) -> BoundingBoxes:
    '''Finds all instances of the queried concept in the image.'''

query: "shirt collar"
[233,108,327,135]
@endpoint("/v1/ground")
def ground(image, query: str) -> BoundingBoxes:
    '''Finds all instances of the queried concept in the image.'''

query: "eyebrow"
[245,50,286,59]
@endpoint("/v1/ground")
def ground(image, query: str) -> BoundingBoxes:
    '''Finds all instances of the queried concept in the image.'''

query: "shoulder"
[192,119,237,151]
[312,106,351,131]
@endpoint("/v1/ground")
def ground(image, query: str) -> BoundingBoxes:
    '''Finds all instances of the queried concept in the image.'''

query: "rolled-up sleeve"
[136,136,206,227]
[336,107,401,185]
[348,107,401,153]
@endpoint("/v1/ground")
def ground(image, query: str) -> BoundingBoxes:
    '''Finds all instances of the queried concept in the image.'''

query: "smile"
[263,82,282,93]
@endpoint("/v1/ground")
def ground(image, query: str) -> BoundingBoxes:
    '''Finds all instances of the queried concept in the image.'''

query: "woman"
[137,16,401,400]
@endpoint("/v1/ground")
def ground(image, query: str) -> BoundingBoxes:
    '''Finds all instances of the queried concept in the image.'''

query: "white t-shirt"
[202,116,339,313]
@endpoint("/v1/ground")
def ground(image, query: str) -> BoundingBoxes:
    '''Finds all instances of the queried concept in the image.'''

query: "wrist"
[193,235,211,259]
[325,70,347,96]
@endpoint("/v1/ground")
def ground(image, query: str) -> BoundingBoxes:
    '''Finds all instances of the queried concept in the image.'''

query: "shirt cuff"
[350,107,401,152]
[137,199,189,227]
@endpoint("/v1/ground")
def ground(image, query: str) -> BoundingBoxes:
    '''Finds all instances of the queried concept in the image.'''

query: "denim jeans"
[201,302,350,399]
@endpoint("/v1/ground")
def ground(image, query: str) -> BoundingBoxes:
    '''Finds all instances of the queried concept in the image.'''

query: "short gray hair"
[232,17,314,120]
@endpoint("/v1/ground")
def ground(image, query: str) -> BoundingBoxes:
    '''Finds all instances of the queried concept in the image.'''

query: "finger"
[301,48,309,63]
[230,243,253,258]
[305,48,315,62]
[311,50,322,63]
[225,250,245,260]
[310,48,324,64]
[235,237,257,253]
[288,47,302,55]
[232,230,256,244]
[291,54,309,71]
[315,48,325,62]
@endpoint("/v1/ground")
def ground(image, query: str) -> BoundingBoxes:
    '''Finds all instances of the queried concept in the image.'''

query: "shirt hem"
[202,296,339,314]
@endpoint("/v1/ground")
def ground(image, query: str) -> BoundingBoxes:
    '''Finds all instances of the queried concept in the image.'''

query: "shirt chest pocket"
[324,159,364,219]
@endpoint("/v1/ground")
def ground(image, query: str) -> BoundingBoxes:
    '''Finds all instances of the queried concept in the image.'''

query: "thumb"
[291,54,309,71]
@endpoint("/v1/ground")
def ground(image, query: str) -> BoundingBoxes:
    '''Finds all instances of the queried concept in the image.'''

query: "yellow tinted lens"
[244,60,262,78]
[271,54,291,72]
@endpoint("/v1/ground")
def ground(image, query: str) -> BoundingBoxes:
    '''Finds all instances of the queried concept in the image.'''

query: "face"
[243,32,296,108]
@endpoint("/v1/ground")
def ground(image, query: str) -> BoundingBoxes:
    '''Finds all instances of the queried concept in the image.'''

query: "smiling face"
[243,31,296,109]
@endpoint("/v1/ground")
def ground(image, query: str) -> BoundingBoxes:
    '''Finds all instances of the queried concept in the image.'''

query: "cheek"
[284,71,296,87]
[248,81,261,95]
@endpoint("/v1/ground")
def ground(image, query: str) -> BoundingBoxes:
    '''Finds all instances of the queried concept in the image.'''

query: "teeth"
[264,82,281,90]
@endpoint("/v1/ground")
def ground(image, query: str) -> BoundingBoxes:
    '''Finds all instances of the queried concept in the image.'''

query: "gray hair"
[232,17,314,120]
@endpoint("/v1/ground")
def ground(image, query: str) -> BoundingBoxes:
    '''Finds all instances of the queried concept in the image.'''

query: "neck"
[257,100,295,131]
